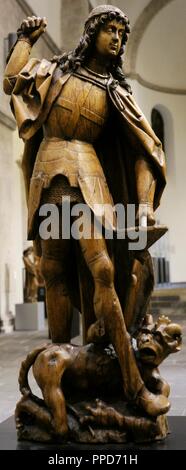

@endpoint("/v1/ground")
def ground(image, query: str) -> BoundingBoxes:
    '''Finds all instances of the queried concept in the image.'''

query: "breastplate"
[44,68,110,143]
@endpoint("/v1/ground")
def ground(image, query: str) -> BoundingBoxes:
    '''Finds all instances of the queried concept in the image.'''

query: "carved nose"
[113,31,119,42]
[142,334,151,343]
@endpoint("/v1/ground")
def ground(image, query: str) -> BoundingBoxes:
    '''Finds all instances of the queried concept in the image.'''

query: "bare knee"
[91,253,114,286]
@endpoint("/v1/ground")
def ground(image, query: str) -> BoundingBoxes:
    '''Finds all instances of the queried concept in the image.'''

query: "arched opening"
[151,108,165,151]
[151,104,175,179]
[150,107,172,285]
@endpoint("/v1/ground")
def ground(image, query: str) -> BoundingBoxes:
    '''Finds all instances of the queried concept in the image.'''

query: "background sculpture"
[3,4,181,443]
[23,246,45,303]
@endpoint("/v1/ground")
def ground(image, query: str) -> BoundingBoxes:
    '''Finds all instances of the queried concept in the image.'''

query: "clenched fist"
[17,16,47,45]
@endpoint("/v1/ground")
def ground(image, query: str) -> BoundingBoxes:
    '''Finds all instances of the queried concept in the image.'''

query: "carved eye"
[172,333,182,341]
[154,332,162,342]
[165,324,182,342]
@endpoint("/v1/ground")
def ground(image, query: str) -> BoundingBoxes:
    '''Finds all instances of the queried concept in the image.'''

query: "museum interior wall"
[125,0,186,283]
[0,0,60,330]
[0,0,185,331]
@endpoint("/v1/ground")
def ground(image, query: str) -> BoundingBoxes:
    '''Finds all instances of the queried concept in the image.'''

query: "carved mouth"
[109,44,118,51]
[139,347,157,358]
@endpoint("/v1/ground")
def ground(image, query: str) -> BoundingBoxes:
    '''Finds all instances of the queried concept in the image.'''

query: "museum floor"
[0,313,185,424]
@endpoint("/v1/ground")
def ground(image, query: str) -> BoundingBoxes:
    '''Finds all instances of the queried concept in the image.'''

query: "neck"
[86,54,111,76]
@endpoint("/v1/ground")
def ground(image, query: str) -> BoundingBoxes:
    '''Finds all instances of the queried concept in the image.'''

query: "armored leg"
[78,221,170,416]
[40,239,73,343]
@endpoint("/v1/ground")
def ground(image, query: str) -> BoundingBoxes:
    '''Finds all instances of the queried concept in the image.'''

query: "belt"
[42,137,94,153]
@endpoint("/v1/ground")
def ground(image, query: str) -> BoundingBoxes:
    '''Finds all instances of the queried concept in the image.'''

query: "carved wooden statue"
[4,4,182,443]
[23,246,44,302]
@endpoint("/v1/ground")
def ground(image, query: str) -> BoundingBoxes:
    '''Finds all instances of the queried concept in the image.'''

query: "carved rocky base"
[16,394,169,444]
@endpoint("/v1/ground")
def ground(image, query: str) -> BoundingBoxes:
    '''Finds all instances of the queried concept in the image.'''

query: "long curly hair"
[52,11,131,93]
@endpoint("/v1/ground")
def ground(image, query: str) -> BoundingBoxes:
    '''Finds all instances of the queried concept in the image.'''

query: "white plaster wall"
[27,0,62,47]
[130,80,186,282]
[0,0,57,331]
[27,0,90,51]
[61,0,89,51]
[113,0,150,26]
[0,125,24,329]
[136,0,186,89]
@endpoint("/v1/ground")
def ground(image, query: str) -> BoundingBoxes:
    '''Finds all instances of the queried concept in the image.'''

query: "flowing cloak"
[7,58,166,338]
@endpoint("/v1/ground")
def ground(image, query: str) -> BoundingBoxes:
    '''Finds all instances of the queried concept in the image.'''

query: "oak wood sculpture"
[4,4,181,443]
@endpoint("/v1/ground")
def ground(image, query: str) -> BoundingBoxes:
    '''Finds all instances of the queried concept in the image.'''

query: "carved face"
[137,318,182,367]
[95,20,125,58]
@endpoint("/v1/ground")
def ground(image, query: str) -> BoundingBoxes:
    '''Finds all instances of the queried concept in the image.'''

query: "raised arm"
[3,16,47,94]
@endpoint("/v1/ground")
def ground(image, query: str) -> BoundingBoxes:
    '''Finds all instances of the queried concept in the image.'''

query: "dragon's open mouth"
[139,347,157,358]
